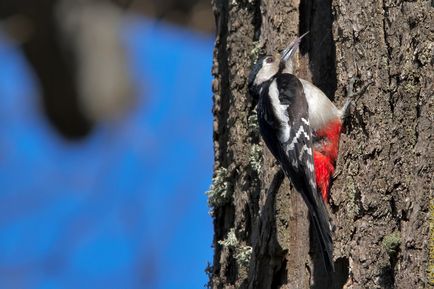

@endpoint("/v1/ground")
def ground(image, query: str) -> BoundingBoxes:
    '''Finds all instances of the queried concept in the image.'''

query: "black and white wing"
[258,74,334,272]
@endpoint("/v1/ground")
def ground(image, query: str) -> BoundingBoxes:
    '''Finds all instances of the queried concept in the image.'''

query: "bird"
[247,33,336,272]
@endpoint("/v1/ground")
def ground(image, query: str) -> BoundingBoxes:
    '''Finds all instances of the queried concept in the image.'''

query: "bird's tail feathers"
[309,207,334,273]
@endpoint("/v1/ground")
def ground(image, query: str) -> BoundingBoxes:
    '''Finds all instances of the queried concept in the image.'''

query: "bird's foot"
[340,77,374,119]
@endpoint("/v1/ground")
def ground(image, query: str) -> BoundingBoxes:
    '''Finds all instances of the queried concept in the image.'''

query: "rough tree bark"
[208,0,432,288]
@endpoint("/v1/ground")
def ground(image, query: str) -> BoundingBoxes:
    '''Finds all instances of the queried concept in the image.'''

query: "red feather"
[313,120,343,201]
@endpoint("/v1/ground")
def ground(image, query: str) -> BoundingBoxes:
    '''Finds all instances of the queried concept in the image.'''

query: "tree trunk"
[208,0,432,288]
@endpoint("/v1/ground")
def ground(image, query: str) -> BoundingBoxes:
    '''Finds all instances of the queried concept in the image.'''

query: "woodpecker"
[248,33,335,272]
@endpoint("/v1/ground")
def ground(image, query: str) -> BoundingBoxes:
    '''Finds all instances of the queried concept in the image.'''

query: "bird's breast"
[299,79,340,131]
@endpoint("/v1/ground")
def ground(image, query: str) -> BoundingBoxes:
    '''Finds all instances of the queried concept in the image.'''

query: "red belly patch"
[314,120,343,201]
[314,151,335,202]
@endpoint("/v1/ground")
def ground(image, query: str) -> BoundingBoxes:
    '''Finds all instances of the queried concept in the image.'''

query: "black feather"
[248,56,267,99]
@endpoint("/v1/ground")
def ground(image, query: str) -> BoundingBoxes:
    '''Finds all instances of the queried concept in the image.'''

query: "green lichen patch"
[250,41,262,62]
[206,167,231,213]
[382,232,401,256]
[235,245,253,266]
[247,110,259,132]
[402,81,420,95]
[218,228,238,248]
[249,144,263,172]
[218,228,252,267]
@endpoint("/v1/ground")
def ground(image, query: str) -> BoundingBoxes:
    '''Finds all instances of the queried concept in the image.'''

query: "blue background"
[0,16,213,289]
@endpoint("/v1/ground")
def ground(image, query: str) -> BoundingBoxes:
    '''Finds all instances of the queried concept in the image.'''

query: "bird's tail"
[281,163,334,272]
[309,202,334,273]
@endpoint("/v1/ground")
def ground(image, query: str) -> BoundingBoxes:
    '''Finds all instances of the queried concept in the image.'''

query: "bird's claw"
[346,77,374,100]
[340,77,374,118]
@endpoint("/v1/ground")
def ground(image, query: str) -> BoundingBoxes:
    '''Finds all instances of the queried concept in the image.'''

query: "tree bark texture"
[208,0,432,288]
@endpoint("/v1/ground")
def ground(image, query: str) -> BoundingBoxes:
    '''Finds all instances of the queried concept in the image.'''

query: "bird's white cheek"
[254,65,278,85]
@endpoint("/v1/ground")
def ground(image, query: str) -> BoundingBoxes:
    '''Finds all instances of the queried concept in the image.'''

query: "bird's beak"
[281,31,309,62]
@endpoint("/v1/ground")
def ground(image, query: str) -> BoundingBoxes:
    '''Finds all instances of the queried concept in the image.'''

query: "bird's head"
[248,32,308,98]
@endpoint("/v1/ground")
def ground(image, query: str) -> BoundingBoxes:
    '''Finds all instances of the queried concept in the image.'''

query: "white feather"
[254,61,279,86]
[299,79,340,130]
[307,160,315,172]
[269,80,291,142]
[287,125,310,150]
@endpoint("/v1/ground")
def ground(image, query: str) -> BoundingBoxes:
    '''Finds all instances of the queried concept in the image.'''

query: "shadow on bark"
[248,170,287,289]
[299,0,337,99]
[212,0,232,168]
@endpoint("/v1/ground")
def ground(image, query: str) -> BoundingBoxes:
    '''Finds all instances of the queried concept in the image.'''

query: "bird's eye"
[265,57,273,63]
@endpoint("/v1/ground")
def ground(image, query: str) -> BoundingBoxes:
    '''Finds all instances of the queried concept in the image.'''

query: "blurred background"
[0,1,214,288]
